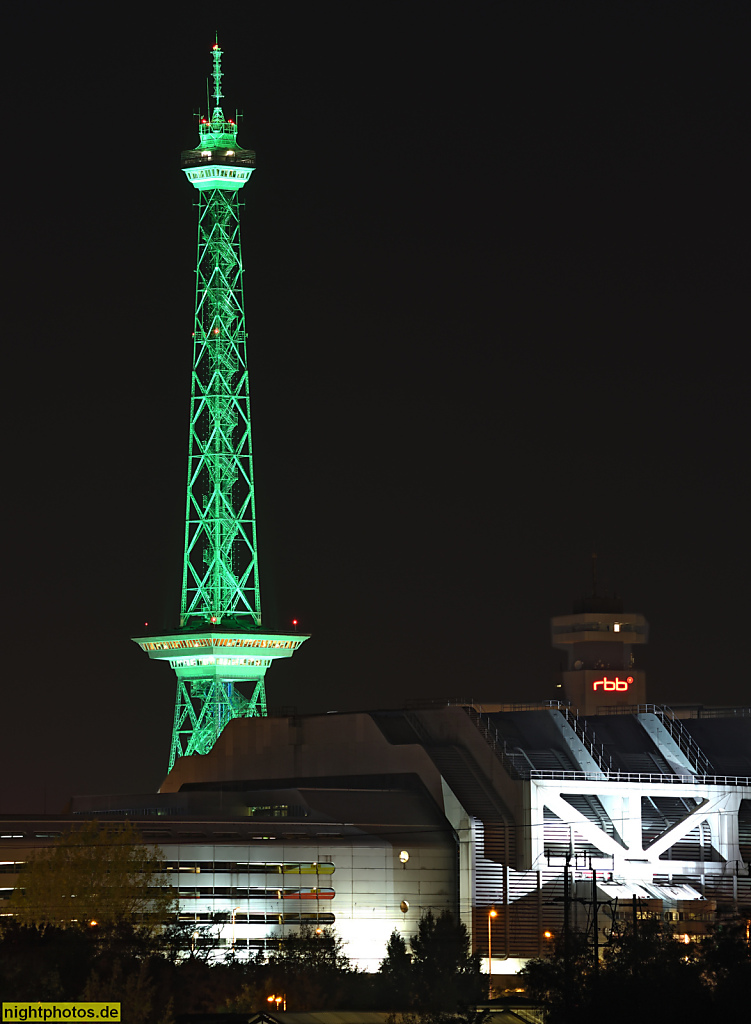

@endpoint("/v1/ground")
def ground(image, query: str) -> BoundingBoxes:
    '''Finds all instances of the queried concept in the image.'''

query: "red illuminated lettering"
[592,676,634,692]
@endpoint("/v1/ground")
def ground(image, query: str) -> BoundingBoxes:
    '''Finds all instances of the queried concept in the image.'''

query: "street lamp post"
[488,908,498,999]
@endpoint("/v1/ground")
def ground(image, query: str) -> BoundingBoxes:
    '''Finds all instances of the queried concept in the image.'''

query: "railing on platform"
[692,706,751,719]
[404,697,572,713]
[646,704,713,775]
[595,702,714,775]
[554,702,610,772]
[462,706,526,780]
[411,699,748,788]
[461,701,612,777]
[597,703,751,719]
[528,768,751,787]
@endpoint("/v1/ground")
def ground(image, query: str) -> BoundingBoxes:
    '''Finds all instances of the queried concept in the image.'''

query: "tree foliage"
[380,911,484,1012]
[262,924,358,1010]
[380,929,413,1007]
[266,922,353,974]
[520,917,751,1024]
[9,820,176,935]
[0,921,96,1000]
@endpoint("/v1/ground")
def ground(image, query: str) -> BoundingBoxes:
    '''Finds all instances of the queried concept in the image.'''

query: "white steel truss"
[522,775,750,879]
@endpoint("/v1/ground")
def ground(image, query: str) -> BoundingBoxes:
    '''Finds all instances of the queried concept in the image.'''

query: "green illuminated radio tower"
[134,43,308,772]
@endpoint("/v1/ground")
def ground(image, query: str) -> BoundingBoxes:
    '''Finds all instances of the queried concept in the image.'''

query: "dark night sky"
[2,2,749,813]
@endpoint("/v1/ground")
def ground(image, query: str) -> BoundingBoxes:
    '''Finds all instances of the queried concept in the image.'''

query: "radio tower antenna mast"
[134,42,309,773]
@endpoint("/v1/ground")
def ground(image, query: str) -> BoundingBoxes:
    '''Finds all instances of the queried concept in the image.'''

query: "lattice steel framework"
[180,44,259,628]
[170,673,267,766]
[135,43,309,773]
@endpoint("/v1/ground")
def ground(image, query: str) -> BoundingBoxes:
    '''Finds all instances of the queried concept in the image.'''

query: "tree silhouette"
[9,820,176,937]
[264,924,356,1010]
[380,911,483,1013]
[380,929,413,1008]
[519,918,750,1024]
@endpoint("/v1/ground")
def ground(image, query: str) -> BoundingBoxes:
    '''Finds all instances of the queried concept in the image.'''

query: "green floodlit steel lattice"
[181,187,260,626]
[133,44,305,770]
[170,675,267,764]
[172,43,262,771]
[181,46,259,630]
[134,43,308,774]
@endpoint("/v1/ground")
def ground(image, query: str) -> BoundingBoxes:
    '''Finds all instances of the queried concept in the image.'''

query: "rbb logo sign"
[592,676,633,692]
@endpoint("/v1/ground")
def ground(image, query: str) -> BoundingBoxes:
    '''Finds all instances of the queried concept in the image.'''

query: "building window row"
[1,832,61,840]
[187,168,248,181]
[145,638,300,652]
[176,886,335,900]
[165,861,333,875]
[168,656,271,668]
[178,912,335,925]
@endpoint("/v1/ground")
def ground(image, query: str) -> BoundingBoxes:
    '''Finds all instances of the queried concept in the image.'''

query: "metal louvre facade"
[471,819,567,960]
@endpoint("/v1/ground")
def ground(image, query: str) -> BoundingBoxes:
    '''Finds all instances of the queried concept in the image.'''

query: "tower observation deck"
[134,43,309,772]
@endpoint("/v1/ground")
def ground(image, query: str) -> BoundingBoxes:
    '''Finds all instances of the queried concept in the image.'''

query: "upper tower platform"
[133,628,307,688]
[181,42,256,190]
